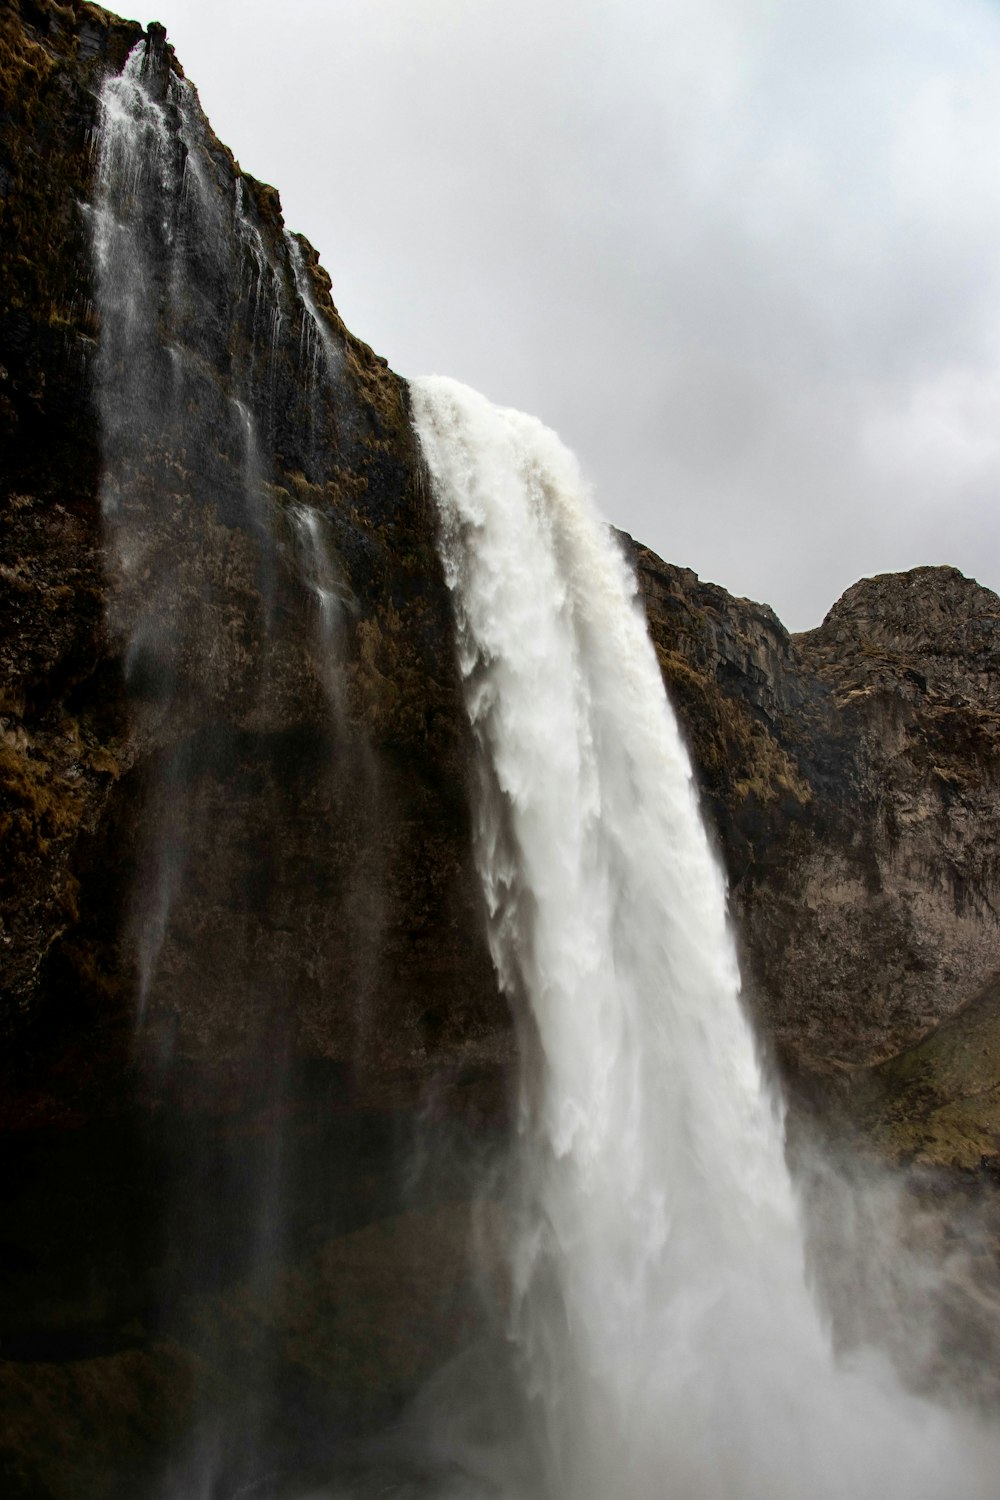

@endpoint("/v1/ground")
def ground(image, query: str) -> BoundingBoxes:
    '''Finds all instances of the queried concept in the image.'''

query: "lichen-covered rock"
[0,1338,205,1500]
[0,0,138,1048]
[852,972,1000,1171]
[625,540,813,883]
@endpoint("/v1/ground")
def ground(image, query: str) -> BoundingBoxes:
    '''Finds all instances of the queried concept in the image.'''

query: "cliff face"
[1,8,503,1490]
[790,569,1000,1064]
[632,546,1000,1088]
[6,0,997,1158]
[0,0,502,1122]
[2,1,1000,1494]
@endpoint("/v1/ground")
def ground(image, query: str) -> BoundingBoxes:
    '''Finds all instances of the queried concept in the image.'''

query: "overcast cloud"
[148,0,1000,628]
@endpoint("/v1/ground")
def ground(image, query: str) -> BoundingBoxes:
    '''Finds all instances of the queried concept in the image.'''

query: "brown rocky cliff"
[630,544,1000,1086]
[793,567,1000,1062]
[0,0,501,1118]
[1,10,502,1490]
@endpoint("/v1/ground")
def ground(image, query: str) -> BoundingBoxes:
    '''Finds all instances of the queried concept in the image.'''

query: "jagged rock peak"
[796,565,1000,709]
[802,565,1000,662]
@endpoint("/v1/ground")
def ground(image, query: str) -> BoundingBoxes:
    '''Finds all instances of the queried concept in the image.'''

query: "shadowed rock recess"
[1,1,998,1494]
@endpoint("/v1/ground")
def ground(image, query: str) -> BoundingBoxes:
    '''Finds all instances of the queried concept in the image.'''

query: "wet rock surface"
[0,0,502,1111]
[1,5,501,1491]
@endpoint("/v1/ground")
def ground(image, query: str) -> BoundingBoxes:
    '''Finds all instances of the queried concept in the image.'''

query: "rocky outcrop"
[632,546,1000,1087]
[790,569,1000,1062]
[852,970,1000,1170]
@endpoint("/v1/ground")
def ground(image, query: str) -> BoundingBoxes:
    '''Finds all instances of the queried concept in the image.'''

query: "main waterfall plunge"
[81,32,1000,1500]
[409,376,1000,1500]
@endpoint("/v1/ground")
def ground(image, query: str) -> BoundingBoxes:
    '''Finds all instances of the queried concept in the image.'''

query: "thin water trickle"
[86,34,367,1500]
[287,231,345,466]
[409,374,1000,1500]
[89,34,352,1031]
[287,233,344,379]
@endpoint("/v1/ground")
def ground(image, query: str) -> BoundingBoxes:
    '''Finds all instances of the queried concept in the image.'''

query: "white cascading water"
[409,375,999,1500]
[90,37,355,1036]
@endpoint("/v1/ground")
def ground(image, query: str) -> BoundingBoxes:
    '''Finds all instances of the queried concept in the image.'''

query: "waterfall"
[78,29,999,1500]
[90,34,278,1025]
[85,33,367,1498]
[88,34,353,1031]
[409,375,1000,1500]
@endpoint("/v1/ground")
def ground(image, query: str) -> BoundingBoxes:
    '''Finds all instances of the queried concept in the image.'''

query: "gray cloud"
[157,0,1000,627]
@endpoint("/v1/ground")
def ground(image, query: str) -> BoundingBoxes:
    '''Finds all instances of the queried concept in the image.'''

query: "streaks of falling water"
[287,230,345,464]
[87,33,363,1498]
[235,176,286,426]
[287,232,344,378]
[285,229,353,710]
[89,33,351,1027]
[289,503,351,717]
[409,374,1000,1500]
[91,36,196,1025]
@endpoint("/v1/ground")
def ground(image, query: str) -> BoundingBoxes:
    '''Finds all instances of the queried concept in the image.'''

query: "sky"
[144,0,1000,629]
